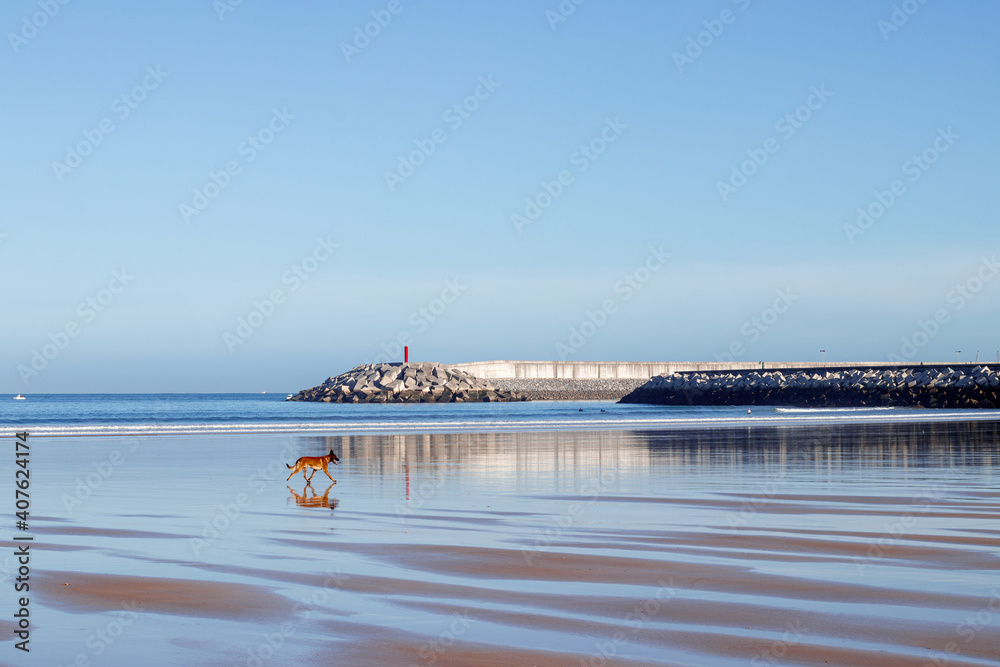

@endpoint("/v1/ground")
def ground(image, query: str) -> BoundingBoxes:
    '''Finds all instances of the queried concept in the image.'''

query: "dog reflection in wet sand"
[288,482,338,510]
[286,449,339,482]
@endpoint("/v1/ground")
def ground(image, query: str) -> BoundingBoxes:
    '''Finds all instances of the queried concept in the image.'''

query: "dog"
[286,449,339,482]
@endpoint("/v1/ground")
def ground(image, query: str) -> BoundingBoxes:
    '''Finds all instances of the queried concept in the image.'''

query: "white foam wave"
[774,407,898,413]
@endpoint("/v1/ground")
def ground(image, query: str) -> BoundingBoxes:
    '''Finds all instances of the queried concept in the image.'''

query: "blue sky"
[2,0,998,392]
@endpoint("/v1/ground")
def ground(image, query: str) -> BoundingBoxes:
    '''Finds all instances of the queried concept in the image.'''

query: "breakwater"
[287,362,525,403]
[619,366,1000,408]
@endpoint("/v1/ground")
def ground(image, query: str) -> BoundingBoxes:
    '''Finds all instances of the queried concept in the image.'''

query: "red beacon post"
[404,346,409,363]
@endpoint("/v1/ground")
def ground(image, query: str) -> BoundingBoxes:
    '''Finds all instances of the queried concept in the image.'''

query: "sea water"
[3,393,998,437]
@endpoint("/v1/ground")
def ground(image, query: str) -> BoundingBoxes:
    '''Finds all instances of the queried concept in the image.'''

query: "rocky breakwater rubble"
[619,366,1000,408]
[287,362,527,403]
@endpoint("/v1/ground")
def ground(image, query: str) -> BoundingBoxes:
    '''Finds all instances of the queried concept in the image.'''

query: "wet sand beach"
[4,420,1000,666]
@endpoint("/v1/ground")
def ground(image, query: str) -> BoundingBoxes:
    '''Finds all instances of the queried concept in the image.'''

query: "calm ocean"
[3,393,998,437]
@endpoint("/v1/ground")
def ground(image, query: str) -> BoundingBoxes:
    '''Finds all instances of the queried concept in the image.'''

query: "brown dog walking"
[286,449,339,482]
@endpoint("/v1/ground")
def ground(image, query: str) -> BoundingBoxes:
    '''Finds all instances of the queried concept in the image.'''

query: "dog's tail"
[286,462,293,469]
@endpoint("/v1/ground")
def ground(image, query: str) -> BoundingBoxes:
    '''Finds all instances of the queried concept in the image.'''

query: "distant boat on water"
[13,395,25,400]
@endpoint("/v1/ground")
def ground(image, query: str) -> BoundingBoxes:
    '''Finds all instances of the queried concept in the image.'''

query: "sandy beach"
[4,421,999,666]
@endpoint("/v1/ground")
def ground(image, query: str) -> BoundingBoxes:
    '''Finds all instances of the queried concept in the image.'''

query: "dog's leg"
[286,465,300,481]
[322,465,334,481]
[306,469,315,482]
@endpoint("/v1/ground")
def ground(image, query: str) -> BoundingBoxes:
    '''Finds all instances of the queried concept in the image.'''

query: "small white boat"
[13,395,25,400]
[285,394,294,400]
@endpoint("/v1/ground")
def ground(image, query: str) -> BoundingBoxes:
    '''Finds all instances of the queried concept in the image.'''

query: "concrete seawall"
[489,377,648,401]
[451,360,954,380]
[451,360,986,401]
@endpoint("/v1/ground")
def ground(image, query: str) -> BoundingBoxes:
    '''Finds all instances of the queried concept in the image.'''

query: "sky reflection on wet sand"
[7,420,1000,666]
